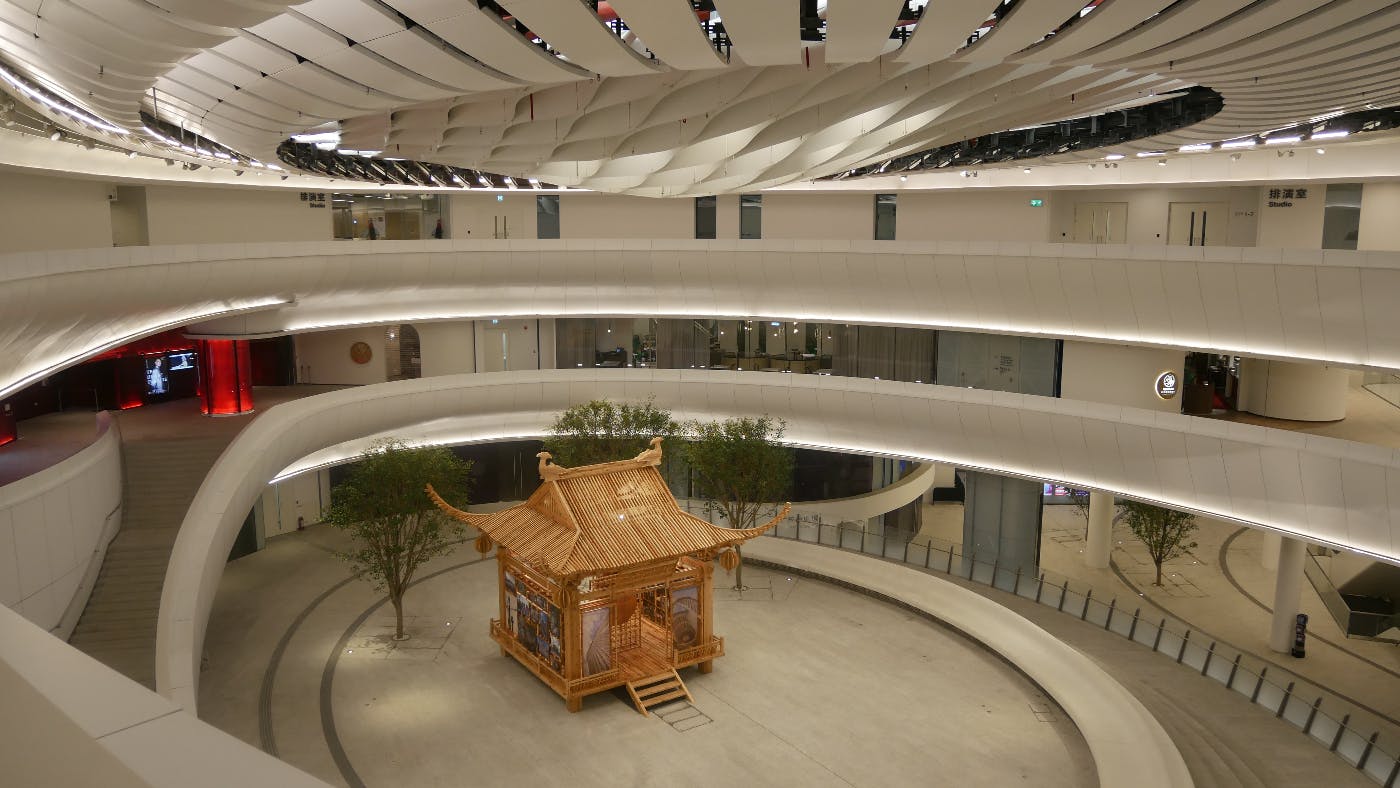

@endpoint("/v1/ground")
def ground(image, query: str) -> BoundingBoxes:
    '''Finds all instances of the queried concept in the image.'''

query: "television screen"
[167,351,196,371]
[144,356,168,395]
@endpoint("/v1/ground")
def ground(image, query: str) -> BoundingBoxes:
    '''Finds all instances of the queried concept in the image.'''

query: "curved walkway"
[159,370,1400,713]
[203,527,1098,788]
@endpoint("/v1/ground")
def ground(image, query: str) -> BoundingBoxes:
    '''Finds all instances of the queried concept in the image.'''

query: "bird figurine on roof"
[635,436,664,466]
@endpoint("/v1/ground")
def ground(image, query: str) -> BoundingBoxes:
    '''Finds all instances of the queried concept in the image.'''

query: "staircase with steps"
[625,669,693,716]
[67,437,232,689]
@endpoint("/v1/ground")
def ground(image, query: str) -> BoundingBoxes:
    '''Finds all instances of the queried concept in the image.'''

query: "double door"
[1167,202,1230,246]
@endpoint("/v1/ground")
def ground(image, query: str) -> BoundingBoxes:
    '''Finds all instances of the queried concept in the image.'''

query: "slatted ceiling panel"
[711,0,799,66]
[823,0,905,64]
[272,66,404,112]
[1175,3,1400,73]
[1011,0,1178,63]
[71,0,229,52]
[956,0,1096,62]
[1134,0,1338,67]
[314,47,462,102]
[425,12,588,84]
[246,13,349,61]
[493,0,661,77]
[361,28,522,91]
[893,0,998,64]
[214,33,301,75]
[607,0,727,71]
[294,0,404,44]
[182,51,265,86]
[1080,0,1253,64]
[382,0,468,25]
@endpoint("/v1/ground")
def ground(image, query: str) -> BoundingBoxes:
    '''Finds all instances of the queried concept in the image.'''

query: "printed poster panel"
[671,586,699,649]
[581,607,612,677]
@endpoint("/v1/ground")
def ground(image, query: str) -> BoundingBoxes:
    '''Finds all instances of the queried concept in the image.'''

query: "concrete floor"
[200,526,1096,788]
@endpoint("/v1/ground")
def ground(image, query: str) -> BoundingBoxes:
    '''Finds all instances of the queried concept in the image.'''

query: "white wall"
[1060,342,1185,413]
[416,321,477,377]
[294,327,388,385]
[0,413,121,635]
[900,190,1055,243]
[473,319,539,371]
[144,185,330,245]
[259,470,330,539]
[1358,182,1400,251]
[559,193,694,238]
[1047,186,1258,246]
[1238,358,1348,421]
[1255,185,1327,249]
[447,193,536,239]
[108,185,148,247]
[762,193,873,239]
[0,171,112,252]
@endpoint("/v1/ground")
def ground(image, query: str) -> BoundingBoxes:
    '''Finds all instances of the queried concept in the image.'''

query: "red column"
[197,340,254,416]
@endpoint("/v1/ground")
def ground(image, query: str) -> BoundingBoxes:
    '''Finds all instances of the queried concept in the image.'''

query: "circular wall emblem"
[350,341,373,365]
[1155,370,1179,400]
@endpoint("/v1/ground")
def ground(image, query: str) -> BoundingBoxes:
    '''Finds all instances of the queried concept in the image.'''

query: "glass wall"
[536,194,560,239]
[874,193,897,240]
[1321,183,1363,250]
[553,318,1061,395]
[331,194,445,240]
[739,194,762,239]
[695,196,716,239]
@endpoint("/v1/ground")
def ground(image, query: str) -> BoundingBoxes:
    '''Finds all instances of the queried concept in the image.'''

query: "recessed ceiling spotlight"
[164,158,174,166]
[126,150,138,158]
[45,124,61,141]
[1022,167,1031,174]
[81,137,95,150]
[1088,162,1097,169]
[899,174,907,182]
[1316,148,1326,154]
[1229,152,1241,161]
[234,170,244,176]
[280,175,289,181]
[1157,159,1167,166]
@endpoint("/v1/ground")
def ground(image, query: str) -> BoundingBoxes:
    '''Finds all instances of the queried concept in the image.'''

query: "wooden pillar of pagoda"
[698,560,716,674]
[562,580,583,712]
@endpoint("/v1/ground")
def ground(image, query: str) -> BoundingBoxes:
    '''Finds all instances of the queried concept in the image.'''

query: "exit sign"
[1029,198,1044,207]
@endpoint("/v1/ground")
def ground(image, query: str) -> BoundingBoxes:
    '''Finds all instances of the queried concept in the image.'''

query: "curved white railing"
[0,412,122,636]
[159,369,1400,716]
[5,239,1400,401]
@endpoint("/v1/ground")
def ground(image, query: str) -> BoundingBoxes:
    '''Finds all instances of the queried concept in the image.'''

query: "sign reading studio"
[1154,371,1179,400]
[1266,186,1309,208]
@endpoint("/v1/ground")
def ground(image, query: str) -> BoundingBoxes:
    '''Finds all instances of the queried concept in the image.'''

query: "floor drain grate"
[652,700,713,732]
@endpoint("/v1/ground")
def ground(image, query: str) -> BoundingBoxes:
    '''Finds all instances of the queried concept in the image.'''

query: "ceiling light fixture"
[1136,151,1166,158]
[1316,148,1326,155]
[1311,130,1349,140]
[45,124,61,141]
[1221,139,1256,149]
[1265,136,1301,145]
[1178,144,1211,152]
[1103,154,1124,161]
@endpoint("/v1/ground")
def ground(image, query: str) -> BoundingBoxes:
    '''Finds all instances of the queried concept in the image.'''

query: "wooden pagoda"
[427,438,788,714]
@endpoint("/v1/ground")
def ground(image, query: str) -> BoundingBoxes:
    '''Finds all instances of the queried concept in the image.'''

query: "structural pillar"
[1268,537,1308,654]
[1259,530,1282,570]
[196,339,254,416]
[1084,491,1114,569]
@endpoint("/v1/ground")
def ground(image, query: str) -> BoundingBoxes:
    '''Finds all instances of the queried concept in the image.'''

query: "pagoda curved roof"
[426,438,787,578]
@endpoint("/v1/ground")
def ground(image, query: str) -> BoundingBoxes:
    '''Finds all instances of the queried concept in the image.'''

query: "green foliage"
[1119,500,1197,586]
[325,439,472,638]
[686,416,793,589]
[686,416,793,529]
[543,398,679,467]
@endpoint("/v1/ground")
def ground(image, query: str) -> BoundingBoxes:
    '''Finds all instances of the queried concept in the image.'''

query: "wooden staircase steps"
[625,669,693,716]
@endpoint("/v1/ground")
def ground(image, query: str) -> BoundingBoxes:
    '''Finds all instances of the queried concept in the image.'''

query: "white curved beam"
[159,369,1400,716]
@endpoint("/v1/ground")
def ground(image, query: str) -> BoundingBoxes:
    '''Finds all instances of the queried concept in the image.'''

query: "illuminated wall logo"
[1155,371,1179,400]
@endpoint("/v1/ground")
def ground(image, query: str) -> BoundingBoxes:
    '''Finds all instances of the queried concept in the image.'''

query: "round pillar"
[1237,359,1348,422]
[1084,491,1114,569]
[1269,537,1308,653]
[1259,530,1282,570]
[197,339,254,416]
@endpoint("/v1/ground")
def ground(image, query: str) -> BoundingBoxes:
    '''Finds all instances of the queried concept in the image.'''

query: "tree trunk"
[1154,560,1163,587]
[733,544,744,591]
[391,594,408,641]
